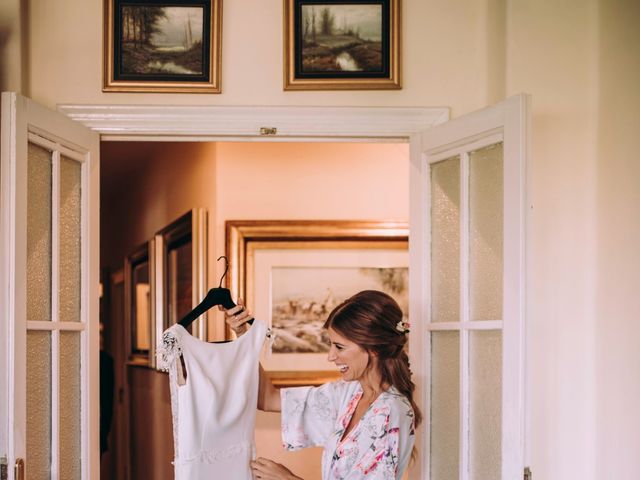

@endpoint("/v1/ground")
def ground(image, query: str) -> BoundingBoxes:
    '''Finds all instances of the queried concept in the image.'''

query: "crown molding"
[57,104,449,140]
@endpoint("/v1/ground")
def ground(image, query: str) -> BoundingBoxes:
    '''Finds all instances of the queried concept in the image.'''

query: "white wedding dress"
[158,320,270,480]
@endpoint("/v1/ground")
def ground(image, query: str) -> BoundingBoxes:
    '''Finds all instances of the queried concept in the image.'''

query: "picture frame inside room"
[225,220,409,386]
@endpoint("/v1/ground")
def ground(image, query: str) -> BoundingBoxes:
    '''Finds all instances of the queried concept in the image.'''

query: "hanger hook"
[217,255,229,288]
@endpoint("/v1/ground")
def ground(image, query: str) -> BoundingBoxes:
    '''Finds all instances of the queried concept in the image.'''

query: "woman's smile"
[326,327,371,381]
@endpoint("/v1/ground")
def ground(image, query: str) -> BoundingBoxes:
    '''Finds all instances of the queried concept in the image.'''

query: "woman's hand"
[250,457,302,480]
[219,298,253,336]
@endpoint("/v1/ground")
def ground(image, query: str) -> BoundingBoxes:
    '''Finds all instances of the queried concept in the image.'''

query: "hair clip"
[396,320,410,334]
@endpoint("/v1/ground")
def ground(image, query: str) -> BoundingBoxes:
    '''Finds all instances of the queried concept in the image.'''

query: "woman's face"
[326,327,372,382]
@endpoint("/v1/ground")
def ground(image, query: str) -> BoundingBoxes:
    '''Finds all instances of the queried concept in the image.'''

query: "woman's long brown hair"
[323,290,422,429]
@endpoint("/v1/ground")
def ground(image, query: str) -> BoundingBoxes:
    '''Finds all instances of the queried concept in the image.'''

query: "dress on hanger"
[158,320,270,480]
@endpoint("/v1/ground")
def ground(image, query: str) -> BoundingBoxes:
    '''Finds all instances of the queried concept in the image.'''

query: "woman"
[225,290,421,480]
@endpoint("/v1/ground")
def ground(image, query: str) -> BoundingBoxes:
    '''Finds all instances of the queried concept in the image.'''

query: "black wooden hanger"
[178,256,254,328]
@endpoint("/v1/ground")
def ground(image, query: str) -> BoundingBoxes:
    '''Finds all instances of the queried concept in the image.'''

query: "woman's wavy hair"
[323,290,422,429]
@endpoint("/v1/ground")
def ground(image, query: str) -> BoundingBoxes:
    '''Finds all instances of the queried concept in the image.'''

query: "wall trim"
[56,104,449,140]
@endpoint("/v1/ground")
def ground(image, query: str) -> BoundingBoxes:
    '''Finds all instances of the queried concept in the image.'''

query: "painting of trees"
[299,4,383,73]
[119,5,204,76]
[122,7,166,46]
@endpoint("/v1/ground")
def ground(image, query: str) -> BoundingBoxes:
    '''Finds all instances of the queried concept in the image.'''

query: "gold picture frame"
[103,0,222,93]
[283,0,401,90]
[225,220,409,387]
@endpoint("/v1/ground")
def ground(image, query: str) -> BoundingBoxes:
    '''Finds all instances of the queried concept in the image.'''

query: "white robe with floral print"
[281,381,415,479]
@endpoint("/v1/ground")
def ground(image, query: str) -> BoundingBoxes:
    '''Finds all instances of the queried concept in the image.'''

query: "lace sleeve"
[156,325,182,372]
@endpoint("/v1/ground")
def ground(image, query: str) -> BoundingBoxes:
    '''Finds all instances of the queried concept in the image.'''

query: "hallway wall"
[595,0,640,477]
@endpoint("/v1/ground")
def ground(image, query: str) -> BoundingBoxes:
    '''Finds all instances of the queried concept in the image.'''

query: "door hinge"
[524,466,532,480]
[1,456,7,480]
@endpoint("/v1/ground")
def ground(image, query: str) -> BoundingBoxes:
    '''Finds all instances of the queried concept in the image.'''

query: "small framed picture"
[124,241,154,366]
[284,0,401,90]
[103,0,222,93]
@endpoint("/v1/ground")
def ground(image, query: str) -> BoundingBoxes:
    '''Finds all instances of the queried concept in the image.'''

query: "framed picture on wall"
[283,0,401,90]
[124,241,154,366]
[226,220,409,386]
[154,209,208,369]
[103,0,222,93]
[124,209,208,369]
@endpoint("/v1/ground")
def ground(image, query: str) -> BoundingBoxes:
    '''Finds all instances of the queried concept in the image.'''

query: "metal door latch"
[259,127,277,136]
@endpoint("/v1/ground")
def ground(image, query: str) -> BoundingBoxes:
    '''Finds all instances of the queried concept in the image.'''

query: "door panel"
[410,94,529,480]
[1,92,100,480]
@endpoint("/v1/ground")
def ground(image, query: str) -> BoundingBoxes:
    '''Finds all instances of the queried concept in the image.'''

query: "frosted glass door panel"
[59,156,82,322]
[26,330,52,480]
[27,142,52,322]
[431,157,460,323]
[469,143,503,321]
[430,331,460,480]
[469,330,502,479]
[59,331,82,479]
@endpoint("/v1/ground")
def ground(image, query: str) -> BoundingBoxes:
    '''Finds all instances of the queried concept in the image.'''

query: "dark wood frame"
[103,0,222,93]
[124,241,154,366]
[154,209,208,370]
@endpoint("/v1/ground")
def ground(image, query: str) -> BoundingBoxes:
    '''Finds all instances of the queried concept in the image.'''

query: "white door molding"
[57,104,449,140]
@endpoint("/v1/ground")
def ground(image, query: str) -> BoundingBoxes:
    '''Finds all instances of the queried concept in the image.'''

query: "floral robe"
[281,381,415,479]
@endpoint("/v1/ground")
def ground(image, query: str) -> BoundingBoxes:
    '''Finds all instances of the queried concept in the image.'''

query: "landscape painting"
[271,266,408,353]
[284,0,400,90]
[300,4,383,74]
[104,0,221,92]
[226,220,409,385]
[120,6,205,76]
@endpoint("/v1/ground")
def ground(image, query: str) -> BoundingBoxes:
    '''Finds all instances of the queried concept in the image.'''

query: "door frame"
[61,104,448,480]
[57,104,449,141]
[59,102,527,479]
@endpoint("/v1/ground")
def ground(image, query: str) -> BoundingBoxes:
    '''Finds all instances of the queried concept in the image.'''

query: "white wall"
[5,0,640,477]
[0,0,23,93]
[595,0,640,478]
[506,1,599,477]
[23,0,493,116]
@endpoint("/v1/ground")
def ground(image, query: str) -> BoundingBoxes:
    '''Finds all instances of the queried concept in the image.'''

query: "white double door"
[1,92,100,479]
[0,92,527,479]
[409,95,529,480]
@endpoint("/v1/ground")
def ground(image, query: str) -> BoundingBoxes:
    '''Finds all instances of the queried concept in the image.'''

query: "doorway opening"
[98,139,410,480]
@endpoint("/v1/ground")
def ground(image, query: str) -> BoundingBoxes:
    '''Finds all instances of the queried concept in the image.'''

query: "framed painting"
[103,0,222,93]
[154,209,208,369]
[283,0,401,90]
[226,220,408,386]
[124,241,154,366]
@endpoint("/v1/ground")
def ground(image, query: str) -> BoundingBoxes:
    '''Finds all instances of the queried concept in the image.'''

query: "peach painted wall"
[212,141,409,479]
[101,141,218,268]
